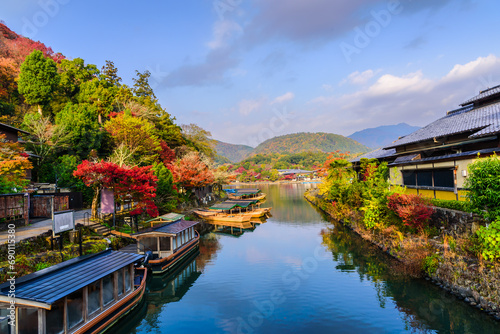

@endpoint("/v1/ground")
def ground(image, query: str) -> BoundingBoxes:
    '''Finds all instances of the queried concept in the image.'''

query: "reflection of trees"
[197,233,222,271]
[322,223,499,333]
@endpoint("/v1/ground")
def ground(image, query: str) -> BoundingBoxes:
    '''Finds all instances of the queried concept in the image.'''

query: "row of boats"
[194,188,270,223]
[0,188,269,334]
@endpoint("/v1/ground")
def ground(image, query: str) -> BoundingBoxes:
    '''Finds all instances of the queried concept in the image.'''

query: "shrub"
[476,219,500,261]
[422,254,440,275]
[464,154,500,221]
[431,198,471,212]
[387,193,434,231]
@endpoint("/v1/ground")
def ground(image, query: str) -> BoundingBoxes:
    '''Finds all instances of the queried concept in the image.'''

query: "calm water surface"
[110,184,499,334]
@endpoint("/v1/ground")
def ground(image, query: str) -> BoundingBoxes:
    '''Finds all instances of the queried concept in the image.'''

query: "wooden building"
[351,85,500,201]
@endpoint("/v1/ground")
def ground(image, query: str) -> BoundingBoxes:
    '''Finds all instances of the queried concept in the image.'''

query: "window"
[434,169,454,188]
[88,280,101,317]
[0,308,12,334]
[18,308,38,334]
[67,289,84,330]
[402,169,454,189]
[141,237,158,252]
[46,298,65,334]
[102,274,115,306]
[160,237,171,251]
[124,267,132,293]
[117,270,124,297]
[402,170,416,186]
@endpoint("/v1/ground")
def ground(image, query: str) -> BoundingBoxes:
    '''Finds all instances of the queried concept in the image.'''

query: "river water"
[111,183,499,334]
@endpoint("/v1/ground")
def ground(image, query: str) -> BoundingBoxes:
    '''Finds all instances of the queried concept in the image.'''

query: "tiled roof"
[386,103,500,148]
[0,250,143,305]
[461,85,500,106]
[389,147,499,166]
[134,219,199,236]
[350,148,396,163]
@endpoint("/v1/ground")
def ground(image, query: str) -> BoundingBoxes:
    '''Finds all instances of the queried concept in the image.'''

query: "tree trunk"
[37,104,42,115]
[91,187,101,220]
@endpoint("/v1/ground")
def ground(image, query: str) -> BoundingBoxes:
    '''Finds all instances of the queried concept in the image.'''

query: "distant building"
[352,85,500,201]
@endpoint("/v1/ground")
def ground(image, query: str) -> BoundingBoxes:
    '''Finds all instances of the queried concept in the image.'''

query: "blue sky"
[2,0,500,146]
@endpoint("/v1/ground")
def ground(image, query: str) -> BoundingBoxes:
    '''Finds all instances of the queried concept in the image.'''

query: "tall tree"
[78,77,115,124]
[181,123,215,157]
[132,70,155,99]
[101,60,121,86]
[57,58,98,101]
[18,50,60,115]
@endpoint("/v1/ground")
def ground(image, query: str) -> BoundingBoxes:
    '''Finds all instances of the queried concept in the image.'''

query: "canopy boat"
[133,219,200,275]
[193,208,253,222]
[0,250,147,334]
[224,199,272,218]
[225,188,266,201]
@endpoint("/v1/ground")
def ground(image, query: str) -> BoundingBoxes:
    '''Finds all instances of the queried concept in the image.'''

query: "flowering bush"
[387,193,434,231]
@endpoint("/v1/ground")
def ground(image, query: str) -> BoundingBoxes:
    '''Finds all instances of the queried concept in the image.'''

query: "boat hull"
[74,267,148,334]
[148,232,201,275]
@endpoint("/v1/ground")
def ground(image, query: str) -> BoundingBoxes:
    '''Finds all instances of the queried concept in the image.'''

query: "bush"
[476,219,500,261]
[422,254,440,275]
[387,193,434,231]
[431,198,471,212]
[465,154,500,221]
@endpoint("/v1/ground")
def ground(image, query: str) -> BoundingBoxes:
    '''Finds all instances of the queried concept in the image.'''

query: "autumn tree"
[73,160,158,219]
[181,123,215,157]
[170,152,214,192]
[18,50,60,114]
[104,112,161,166]
[0,134,32,193]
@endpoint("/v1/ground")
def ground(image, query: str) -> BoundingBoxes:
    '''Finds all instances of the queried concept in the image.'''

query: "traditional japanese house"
[0,250,146,334]
[133,219,200,275]
[351,85,500,201]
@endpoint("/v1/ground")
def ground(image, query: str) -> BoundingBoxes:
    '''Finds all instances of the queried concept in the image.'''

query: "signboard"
[101,188,115,214]
[53,210,75,235]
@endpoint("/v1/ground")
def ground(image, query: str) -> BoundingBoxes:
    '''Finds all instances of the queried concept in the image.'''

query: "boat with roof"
[132,215,200,275]
[0,250,147,334]
[225,188,266,201]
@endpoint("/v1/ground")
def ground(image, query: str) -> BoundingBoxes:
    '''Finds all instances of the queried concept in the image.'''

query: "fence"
[0,193,29,228]
[30,195,69,218]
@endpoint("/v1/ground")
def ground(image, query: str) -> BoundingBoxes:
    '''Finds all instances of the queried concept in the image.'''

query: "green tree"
[132,70,155,99]
[55,103,102,159]
[100,60,122,86]
[57,58,98,101]
[465,154,500,221]
[78,78,115,124]
[152,162,177,213]
[18,50,60,115]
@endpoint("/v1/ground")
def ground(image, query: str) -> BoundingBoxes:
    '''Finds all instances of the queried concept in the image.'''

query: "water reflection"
[321,220,500,333]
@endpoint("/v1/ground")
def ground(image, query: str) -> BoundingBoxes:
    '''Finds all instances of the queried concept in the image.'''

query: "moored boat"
[193,209,253,222]
[0,250,147,334]
[225,188,266,201]
[133,219,200,275]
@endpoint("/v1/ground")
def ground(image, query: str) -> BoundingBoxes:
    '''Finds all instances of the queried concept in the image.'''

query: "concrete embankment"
[304,188,500,321]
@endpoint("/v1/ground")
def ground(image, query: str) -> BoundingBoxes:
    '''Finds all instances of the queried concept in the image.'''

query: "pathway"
[0,209,91,244]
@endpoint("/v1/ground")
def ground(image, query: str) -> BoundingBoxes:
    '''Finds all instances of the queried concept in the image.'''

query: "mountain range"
[215,132,370,163]
[348,123,420,149]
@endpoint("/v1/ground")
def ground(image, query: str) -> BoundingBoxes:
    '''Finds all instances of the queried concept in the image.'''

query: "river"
[110,183,499,334]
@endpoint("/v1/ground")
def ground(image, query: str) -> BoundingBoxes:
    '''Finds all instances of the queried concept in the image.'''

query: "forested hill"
[214,140,253,163]
[252,132,370,155]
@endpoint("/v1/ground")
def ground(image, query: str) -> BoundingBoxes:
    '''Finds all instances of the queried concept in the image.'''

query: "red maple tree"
[169,152,214,190]
[74,160,158,218]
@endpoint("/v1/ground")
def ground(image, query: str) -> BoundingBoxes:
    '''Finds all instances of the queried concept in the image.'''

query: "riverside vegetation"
[305,154,500,320]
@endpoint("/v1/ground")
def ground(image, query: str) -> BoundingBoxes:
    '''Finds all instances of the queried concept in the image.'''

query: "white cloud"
[307,55,500,136]
[271,92,295,104]
[343,69,377,85]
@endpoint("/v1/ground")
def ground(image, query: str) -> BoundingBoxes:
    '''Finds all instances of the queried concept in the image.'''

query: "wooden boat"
[225,188,266,201]
[0,250,147,334]
[217,199,272,218]
[133,219,200,275]
[193,209,253,222]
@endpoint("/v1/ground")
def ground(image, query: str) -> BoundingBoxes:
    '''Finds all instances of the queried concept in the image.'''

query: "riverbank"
[304,188,500,321]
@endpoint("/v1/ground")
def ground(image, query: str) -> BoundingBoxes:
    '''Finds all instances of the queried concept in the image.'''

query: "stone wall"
[430,207,486,237]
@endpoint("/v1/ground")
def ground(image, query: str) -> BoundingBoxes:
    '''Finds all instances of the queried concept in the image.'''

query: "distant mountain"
[214,140,254,163]
[253,132,370,155]
[348,123,420,149]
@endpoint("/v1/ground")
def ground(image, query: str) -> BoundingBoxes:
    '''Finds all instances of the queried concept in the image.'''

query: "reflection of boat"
[0,250,147,334]
[148,251,201,305]
[133,219,200,275]
[225,188,267,201]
